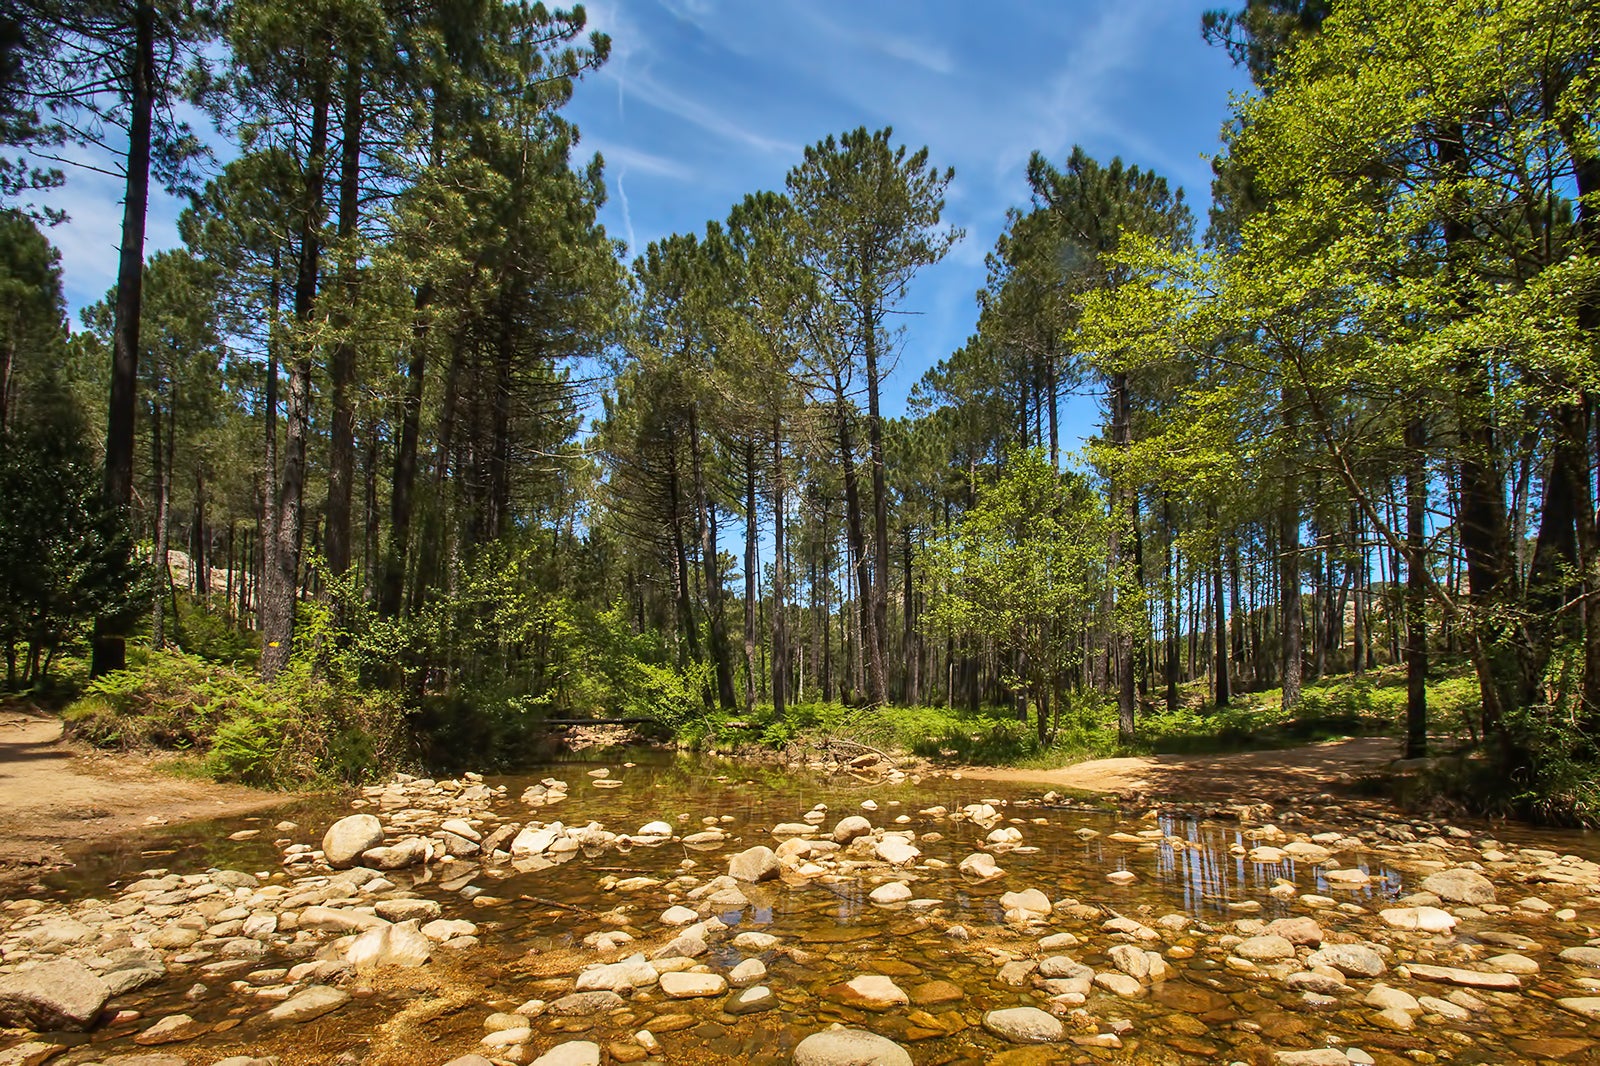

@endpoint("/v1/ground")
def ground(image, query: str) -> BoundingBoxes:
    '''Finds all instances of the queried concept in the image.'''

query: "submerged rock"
[826,975,908,1010]
[343,919,433,969]
[530,1041,601,1066]
[724,985,777,1014]
[793,1028,912,1066]
[132,1013,206,1046]
[658,972,726,998]
[575,955,657,993]
[983,1006,1064,1043]
[1307,944,1386,978]
[1378,907,1455,932]
[869,882,912,904]
[1403,963,1520,990]
[262,986,349,1024]
[1420,868,1496,905]
[958,853,1003,880]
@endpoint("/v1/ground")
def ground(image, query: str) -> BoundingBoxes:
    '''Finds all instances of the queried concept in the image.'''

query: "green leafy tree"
[924,447,1118,744]
[0,373,146,686]
[0,207,63,431]
[1091,0,1600,800]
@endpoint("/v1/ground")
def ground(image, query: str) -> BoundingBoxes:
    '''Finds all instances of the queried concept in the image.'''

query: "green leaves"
[923,447,1120,724]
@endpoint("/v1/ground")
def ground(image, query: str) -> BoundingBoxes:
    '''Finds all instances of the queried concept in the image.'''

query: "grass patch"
[1139,665,1481,755]
[689,693,1124,768]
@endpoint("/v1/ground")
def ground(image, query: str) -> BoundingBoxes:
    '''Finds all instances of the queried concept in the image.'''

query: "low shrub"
[64,649,407,789]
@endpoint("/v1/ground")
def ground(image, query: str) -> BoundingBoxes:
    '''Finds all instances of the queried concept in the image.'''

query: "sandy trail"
[0,706,290,887]
[959,736,1400,806]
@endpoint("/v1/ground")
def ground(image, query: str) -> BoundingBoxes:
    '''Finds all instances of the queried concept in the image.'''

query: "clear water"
[25,749,1600,1065]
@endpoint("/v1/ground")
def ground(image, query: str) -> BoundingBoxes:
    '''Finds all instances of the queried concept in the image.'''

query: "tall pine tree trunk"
[863,308,890,707]
[903,526,918,706]
[1214,528,1230,708]
[1281,499,1303,714]
[665,427,701,667]
[690,404,736,709]
[836,392,881,706]
[771,418,788,719]
[361,415,380,601]
[1109,371,1136,742]
[261,76,331,681]
[92,0,155,677]
[743,439,758,713]
[192,465,207,598]
[150,399,168,647]
[1554,115,1600,723]
[1351,505,1366,676]
[1405,417,1429,758]
[1164,496,1179,712]
[379,286,432,618]
[324,60,363,581]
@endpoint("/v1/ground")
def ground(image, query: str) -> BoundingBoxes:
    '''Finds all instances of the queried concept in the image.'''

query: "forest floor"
[0,705,291,889]
[959,735,1400,806]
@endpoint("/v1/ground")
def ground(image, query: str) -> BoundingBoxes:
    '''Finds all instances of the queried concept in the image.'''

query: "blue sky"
[567,0,1253,441]
[43,0,1251,447]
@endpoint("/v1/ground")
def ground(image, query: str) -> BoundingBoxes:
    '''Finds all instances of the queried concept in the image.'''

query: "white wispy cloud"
[586,140,697,182]
[622,66,800,157]
[583,0,798,158]
[874,36,956,76]
[614,169,637,257]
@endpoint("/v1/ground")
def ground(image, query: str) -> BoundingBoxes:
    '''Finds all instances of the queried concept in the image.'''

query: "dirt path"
[959,736,1401,806]
[0,707,292,887]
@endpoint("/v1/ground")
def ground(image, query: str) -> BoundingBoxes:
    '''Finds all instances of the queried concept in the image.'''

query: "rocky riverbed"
[1,752,1598,1064]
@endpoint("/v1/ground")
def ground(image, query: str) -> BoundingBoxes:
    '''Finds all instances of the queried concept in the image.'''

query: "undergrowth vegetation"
[65,647,408,789]
[680,665,1487,772]
[1139,667,1482,755]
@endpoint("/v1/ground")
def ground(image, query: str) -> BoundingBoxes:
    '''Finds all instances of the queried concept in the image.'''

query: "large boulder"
[0,959,111,1031]
[831,816,872,843]
[793,1028,912,1066]
[728,846,780,883]
[1420,868,1497,905]
[321,814,384,868]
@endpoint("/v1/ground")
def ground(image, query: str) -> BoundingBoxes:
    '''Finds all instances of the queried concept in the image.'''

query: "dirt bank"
[0,706,293,888]
[958,735,1400,806]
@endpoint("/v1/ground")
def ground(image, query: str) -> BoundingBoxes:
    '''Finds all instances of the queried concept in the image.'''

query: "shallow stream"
[7,749,1600,1065]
